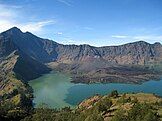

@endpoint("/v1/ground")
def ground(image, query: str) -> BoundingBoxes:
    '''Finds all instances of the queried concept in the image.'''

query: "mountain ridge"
[0,27,162,120]
[2,27,162,65]
[0,27,162,83]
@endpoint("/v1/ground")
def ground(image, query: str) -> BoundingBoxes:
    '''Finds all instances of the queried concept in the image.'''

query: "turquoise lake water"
[29,71,162,108]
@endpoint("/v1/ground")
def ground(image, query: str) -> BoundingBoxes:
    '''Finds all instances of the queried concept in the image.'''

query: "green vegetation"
[112,103,160,121]
[109,90,119,98]
[1,91,159,121]
[1,27,162,121]
[0,73,33,121]
[1,77,162,121]
[95,97,113,112]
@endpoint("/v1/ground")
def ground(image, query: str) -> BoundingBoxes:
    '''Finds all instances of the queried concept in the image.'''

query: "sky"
[0,0,162,46]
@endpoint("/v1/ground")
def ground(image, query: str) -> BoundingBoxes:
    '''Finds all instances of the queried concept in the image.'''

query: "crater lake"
[29,71,162,108]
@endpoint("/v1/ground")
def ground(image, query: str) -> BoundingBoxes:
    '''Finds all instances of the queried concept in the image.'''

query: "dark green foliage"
[109,90,119,98]
[117,95,131,104]
[1,89,161,121]
[0,95,32,121]
[22,108,58,121]
[85,113,104,121]
[22,107,77,121]
[111,103,159,121]
[1,99,161,121]
[61,106,71,112]
[127,103,159,121]
[128,103,150,120]
[157,101,162,106]
[143,112,160,121]
[55,111,76,121]
[95,97,112,112]
[111,109,127,121]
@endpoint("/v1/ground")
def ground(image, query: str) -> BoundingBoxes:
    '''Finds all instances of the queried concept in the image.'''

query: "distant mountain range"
[0,27,162,83]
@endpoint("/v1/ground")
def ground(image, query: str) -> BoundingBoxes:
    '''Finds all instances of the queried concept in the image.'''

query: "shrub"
[117,95,131,104]
[111,109,127,121]
[85,113,104,121]
[95,97,112,112]
[127,103,159,121]
[109,90,119,98]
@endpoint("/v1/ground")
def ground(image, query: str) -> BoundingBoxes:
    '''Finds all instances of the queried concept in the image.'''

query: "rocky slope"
[0,27,50,120]
[0,27,162,84]
[2,27,162,66]
[0,27,51,81]
[0,51,33,120]
[0,27,162,120]
[55,41,162,65]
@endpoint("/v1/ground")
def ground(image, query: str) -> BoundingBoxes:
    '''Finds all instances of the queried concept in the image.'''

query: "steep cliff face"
[1,27,162,66]
[0,27,51,81]
[54,41,162,65]
[0,27,162,65]
[1,27,162,120]
[98,41,162,65]
[0,51,33,120]
[0,27,162,82]
[0,28,51,119]
[0,27,58,63]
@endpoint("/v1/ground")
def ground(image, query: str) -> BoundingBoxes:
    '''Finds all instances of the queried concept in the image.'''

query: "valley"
[0,27,162,120]
[0,27,162,84]
[1,0,162,120]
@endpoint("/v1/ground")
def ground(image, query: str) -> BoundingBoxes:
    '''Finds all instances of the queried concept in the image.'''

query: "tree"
[109,90,119,98]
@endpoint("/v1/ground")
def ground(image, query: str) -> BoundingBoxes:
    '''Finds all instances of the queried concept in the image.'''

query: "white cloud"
[20,20,56,33]
[59,37,88,45]
[56,32,63,35]
[0,4,17,32]
[111,35,128,39]
[56,0,72,6]
[0,4,56,34]
[133,36,150,40]
[0,20,15,32]
[133,35,162,41]
[110,34,162,45]
[111,34,162,41]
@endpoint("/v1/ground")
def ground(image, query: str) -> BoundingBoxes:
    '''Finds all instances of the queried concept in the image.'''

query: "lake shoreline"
[29,71,162,109]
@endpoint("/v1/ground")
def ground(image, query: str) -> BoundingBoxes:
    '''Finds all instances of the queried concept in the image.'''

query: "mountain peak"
[133,41,150,44]
[0,27,23,37]
[8,27,22,33]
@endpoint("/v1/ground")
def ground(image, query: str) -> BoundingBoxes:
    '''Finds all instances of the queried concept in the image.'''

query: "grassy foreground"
[19,91,162,121]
